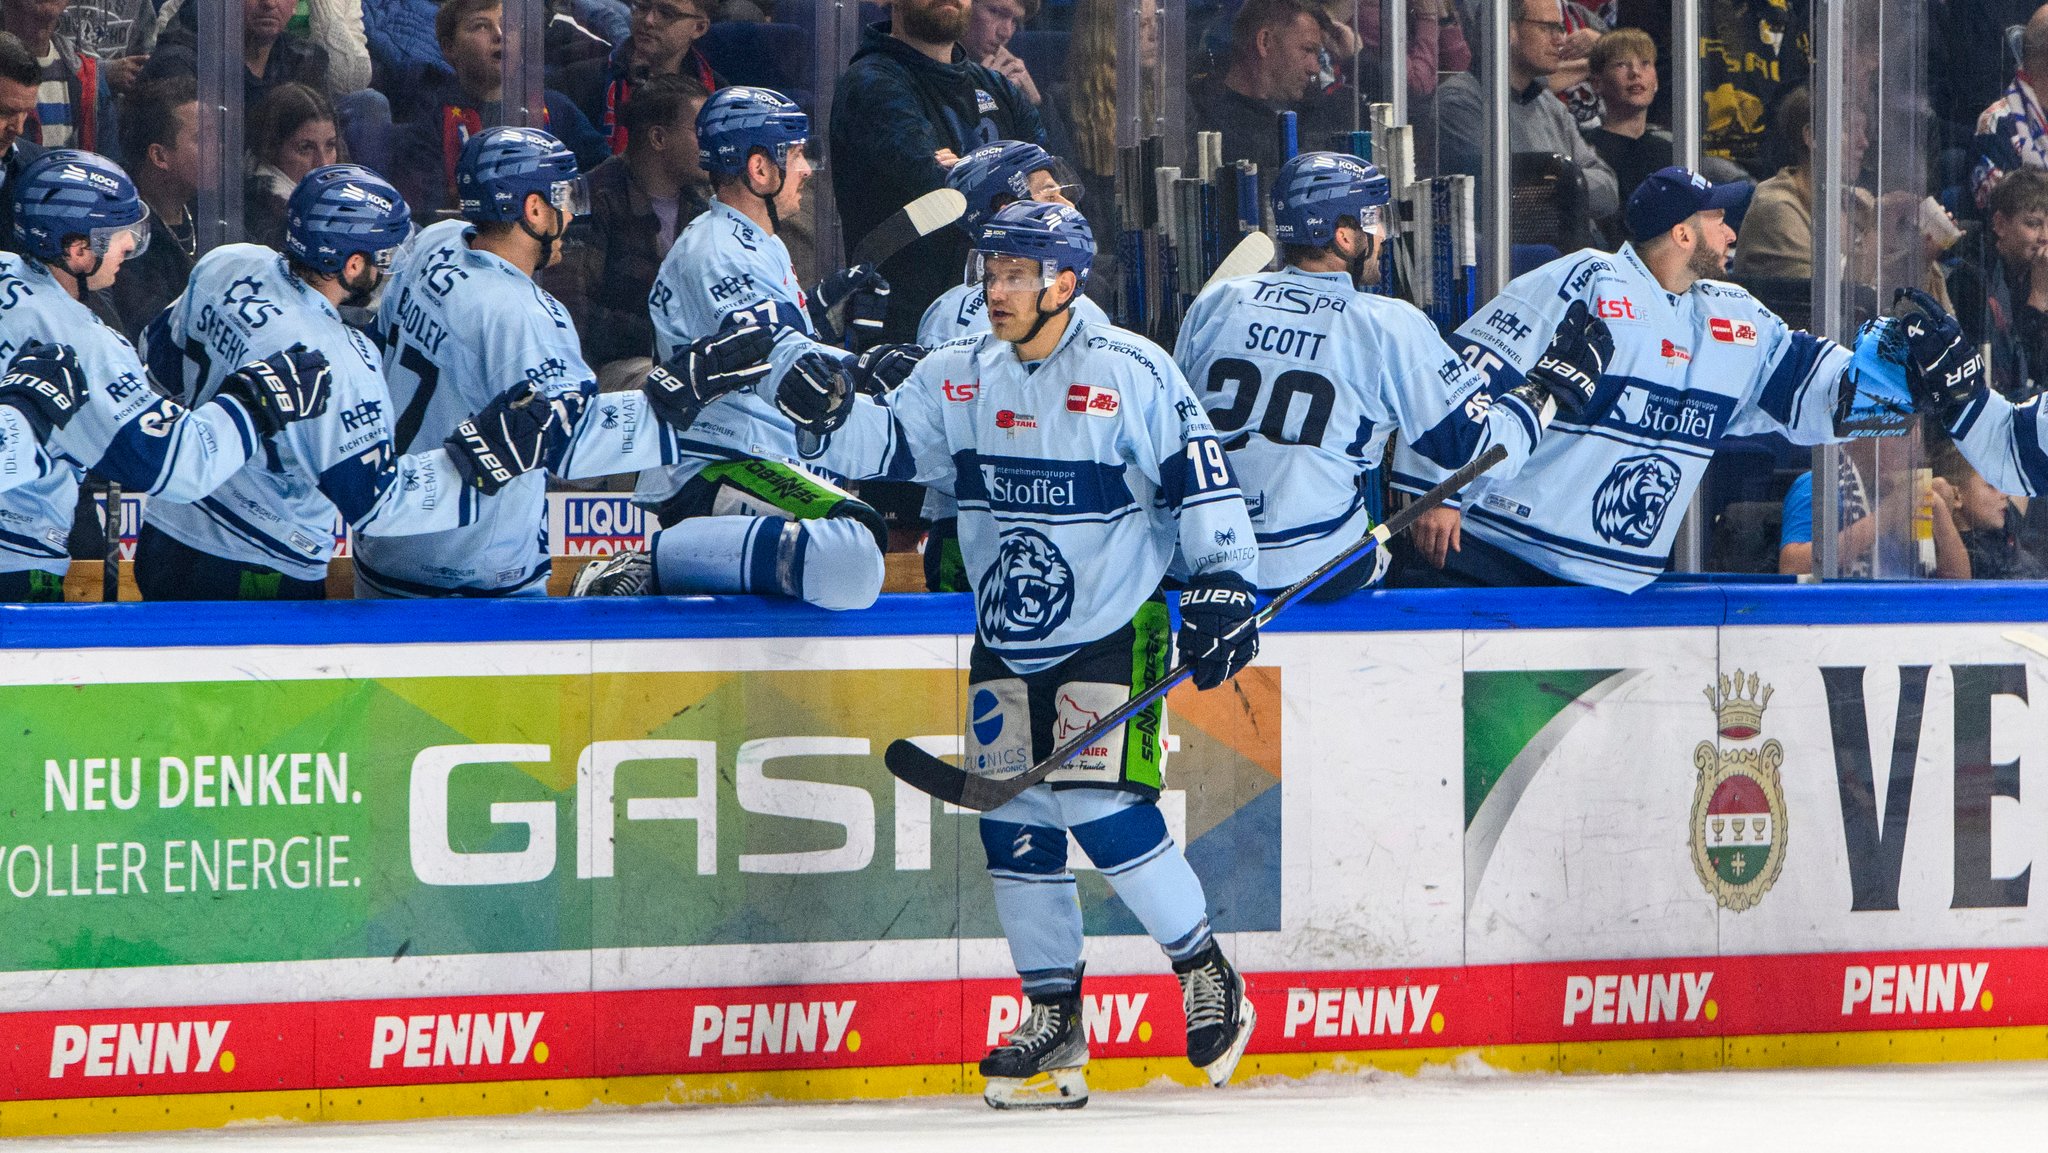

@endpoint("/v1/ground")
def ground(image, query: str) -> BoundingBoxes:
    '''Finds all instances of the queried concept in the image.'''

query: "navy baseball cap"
[1624,166,1754,243]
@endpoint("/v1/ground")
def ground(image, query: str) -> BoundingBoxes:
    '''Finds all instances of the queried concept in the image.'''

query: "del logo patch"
[1709,317,1757,346]
[1066,384,1120,416]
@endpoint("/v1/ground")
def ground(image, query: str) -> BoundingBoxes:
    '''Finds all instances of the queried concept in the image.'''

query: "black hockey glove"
[445,382,563,495]
[849,342,925,395]
[0,340,87,440]
[810,263,890,347]
[1178,572,1260,691]
[220,343,332,437]
[1514,299,1620,423]
[1895,286,1988,427]
[777,351,856,436]
[645,322,775,429]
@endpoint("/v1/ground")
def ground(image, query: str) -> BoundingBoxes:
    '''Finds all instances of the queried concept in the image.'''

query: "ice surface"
[18,1062,2047,1152]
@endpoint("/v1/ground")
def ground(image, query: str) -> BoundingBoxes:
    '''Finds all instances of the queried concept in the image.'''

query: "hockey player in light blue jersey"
[913,140,1109,592]
[135,164,570,600]
[574,86,913,609]
[780,201,1262,1109]
[359,127,773,598]
[1177,151,1618,595]
[0,149,334,601]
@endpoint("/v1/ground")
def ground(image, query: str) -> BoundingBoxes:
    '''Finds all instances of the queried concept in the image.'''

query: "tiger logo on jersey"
[1591,454,1683,547]
[976,528,1075,643]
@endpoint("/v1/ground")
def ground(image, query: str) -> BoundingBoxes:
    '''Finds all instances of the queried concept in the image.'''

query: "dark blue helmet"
[1271,151,1391,248]
[697,86,809,176]
[285,164,413,274]
[948,140,1065,232]
[12,149,149,263]
[456,126,588,224]
[971,200,1095,290]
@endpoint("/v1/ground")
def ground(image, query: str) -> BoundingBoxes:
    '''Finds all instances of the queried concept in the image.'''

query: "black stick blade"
[884,740,971,807]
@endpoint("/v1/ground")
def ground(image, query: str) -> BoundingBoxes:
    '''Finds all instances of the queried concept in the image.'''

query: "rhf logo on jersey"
[1690,670,1786,911]
[1067,384,1119,416]
[1709,317,1758,345]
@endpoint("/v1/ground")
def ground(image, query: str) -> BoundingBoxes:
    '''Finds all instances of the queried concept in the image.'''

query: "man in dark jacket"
[142,0,331,109]
[555,0,722,156]
[828,0,1043,343]
[0,30,45,255]
[108,74,197,341]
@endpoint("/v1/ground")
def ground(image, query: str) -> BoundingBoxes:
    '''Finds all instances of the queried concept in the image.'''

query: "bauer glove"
[810,263,890,346]
[1513,299,1620,422]
[0,340,86,440]
[777,351,856,436]
[1178,571,1259,691]
[445,382,564,495]
[645,322,775,429]
[849,342,925,395]
[220,343,332,437]
[1895,286,1988,426]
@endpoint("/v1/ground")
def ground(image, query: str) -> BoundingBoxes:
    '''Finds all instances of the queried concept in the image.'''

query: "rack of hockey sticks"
[1116,132,1268,346]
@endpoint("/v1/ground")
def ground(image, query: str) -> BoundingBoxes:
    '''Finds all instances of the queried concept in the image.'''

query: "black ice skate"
[980,989,1089,1110]
[569,549,653,596]
[1175,943,1256,1087]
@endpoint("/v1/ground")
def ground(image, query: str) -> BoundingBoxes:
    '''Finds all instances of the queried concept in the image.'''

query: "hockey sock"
[1071,799,1215,963]
[982,815,1085,996]
[647,515,883,610]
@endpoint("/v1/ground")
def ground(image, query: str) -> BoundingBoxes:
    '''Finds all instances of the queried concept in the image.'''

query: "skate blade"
[983,1067,1089,1110]
[1198,997,1257,1088]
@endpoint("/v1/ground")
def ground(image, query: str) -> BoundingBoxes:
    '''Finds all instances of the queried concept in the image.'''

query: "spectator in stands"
[548,0,614,76]
[1701,0,1809,179]
[141,0,331,106]
[0,30,44,252]
[390,0,607,220]
[545,73,708,374]
[1948,167,2048,402]
[559,0,720,156]
[130,0,370,92]
[1779,448,1969,579]
[244,81,336,249]
[965,0,1040,107]
[1039,0,1144,305]
[1188,0,1348,201]
[1547,0,1611,130]
[1580,28,1751,239]
[2,0,119,155]
[59,0,149,92]
[1437,0,1619,227]
[1935,441,2048,579]
[1732,86,1868,282]
[1974,4,2048,212]
[109,73,195,340]
[829,0,1043,343]
[1354,0,1469,100]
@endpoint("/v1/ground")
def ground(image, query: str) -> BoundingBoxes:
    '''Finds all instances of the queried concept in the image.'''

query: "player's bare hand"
[104,54,149,94]
[988,47,1041,105]
[1412,506,1462,569]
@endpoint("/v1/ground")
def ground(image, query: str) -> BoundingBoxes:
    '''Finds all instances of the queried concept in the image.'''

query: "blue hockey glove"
[220,343,331,437]
[1836,316,1916,438]
[445,382,563,494]
[645,322,774,429]
[0,340,86,439]
[1516,299,1620,422]
[777,351,856,436]
[1178,572,1259,691]
[810,263,890,346]
[1895,286,1988,428]
[849,342,925,395]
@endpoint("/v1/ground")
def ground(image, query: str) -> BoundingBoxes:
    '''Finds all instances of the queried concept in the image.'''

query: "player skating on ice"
[573,86,911,607]
[133,164,568,599]
[779,200,1262,1108]
[359,126,773,597]
[0,149,334,601]
[1175,151,1617,596]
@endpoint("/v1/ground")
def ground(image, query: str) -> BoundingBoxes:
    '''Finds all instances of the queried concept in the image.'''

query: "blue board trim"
[7,581,2048,651]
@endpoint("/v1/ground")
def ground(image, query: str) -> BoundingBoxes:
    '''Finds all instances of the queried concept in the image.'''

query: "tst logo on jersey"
[1596,297,1641,321]
[49,1019,231,1078]
[943,379,979,402]
[1709,317,1758,345]
[1067,384,1119,416]
[368,1012,545,1069]
[1562,971,1714,1026]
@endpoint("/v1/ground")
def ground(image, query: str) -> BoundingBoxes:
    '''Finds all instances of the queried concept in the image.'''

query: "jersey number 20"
[1203,357,1336,447]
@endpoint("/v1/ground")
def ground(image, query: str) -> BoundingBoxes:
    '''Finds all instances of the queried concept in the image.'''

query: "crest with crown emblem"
[1690,671,1788,911]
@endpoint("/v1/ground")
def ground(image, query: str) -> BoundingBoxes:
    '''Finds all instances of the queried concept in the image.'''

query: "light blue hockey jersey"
[1391,243,1852,590]
[1175,265,1543,588]
[361,219,678,595]
[141,245,483,580]
[832,315,1260,674]
[0,252,262,575]
[638,198,891,502]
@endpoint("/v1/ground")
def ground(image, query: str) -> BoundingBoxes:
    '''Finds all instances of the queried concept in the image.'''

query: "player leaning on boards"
[1389,165,2007,589]
[575,85,915,608]
[780,201,1261,1109]
[358,127,771,598]
[0,150,333,602]
[133,165,559,600]
[1175,150,1618,597]
[914,139,1109,592]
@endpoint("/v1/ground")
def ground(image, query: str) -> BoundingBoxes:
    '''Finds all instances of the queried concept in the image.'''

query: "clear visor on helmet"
[968,251,1059,295]
[547,176,592,218]
[1032,159,1084,209]
[89,203,151,260]
[370,221,421,273]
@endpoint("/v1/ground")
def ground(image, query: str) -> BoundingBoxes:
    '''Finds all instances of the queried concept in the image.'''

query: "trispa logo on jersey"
[994,409,1037,430]
[1562,971,1714,1025]
[1841,963,1991,1016]
[1067,384,1120,416]
[1281,984,1443,1039]
[1249,279,1346,316]
[49,1019,231,1078]
[1591,454,1683,546]
[976,528,1075,643]
[1690,671,1786,911]
[1482,307,1532,342]
[1596,297,1641,321]
[943,379,979,402]
[1709,317,1758,345]
[367,1012,545,1069]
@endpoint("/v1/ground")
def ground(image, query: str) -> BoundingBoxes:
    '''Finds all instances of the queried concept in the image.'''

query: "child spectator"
[1948,166,2048,401]
[1935,441,2048,579]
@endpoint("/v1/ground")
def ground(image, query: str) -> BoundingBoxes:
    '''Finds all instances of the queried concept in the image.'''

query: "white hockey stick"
[1199,230,1274,293]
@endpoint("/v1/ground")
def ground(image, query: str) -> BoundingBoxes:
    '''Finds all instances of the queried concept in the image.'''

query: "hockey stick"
[1199,230,1274,294]
[884,443,1510,810]
[102,481,120,602]
[851,188,966,269]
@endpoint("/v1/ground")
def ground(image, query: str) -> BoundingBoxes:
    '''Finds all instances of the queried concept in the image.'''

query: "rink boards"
[7,583,2048,1134]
